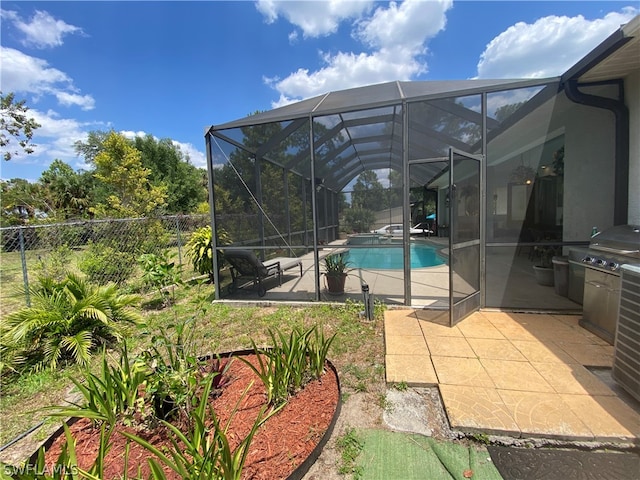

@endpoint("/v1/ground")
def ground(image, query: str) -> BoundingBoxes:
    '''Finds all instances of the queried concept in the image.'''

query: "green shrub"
[138,252,183,305]
[79,241,135,285]
[184,226,231,282]
[1,273,141,372]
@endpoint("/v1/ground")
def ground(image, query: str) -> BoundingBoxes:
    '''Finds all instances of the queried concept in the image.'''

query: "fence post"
[19,227,30,307]
[175,216,183,266]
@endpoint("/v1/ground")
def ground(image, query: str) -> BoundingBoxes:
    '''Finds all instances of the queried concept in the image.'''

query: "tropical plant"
[138,252,183,306]
[1,273,141,372]
[79,241,136,285]
[243,325,335,407]
[323,254,350,277]
[48,343,149,427]
[121,374,281,480]
[185,226,231,282]
[2,422,115,480]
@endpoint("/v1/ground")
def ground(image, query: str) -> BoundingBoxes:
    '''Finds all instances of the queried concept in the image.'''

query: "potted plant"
[532,245,559,286]
[323,253,350,295]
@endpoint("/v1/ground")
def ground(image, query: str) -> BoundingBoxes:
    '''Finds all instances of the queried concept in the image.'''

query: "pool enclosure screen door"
[449,149,482,326]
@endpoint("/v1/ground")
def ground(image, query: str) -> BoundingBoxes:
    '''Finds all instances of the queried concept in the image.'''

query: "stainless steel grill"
[570,225,640,344]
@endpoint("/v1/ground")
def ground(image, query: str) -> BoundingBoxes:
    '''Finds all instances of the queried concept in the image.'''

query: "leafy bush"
[343,207,375,233]
[185,226,231,282]
[79,241,136,285]
[35,244,74,282]
[1,273,141,372]
[138,252,183,305]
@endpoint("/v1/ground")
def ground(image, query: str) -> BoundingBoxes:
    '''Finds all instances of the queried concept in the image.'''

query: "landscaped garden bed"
[0,267,385,479]
[36,352,340,479]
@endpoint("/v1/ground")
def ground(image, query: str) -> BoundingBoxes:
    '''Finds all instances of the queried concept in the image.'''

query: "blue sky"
[1,1,638,182]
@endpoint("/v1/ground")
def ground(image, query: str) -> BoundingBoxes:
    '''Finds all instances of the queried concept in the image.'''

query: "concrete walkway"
[384,309,640,444]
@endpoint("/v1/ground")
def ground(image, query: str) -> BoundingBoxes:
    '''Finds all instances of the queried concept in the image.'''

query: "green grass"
[336,427,365,479]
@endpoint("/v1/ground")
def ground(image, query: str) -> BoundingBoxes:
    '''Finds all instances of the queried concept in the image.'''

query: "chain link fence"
[0,215,211,314]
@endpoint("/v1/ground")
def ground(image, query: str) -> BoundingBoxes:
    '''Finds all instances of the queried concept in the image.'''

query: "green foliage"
[243,325,335,407]
[92,132,167,218]
[185,226,231,281]
[138,252,183,305]
[2,422,114,480]
[122,374,280,480]
[351,171,384,210]
[140,307,209,419]
[0,178,48,226]
[0,92,40,162]
[324,253,351,276]
[133,134,207,213]
[35,244,73,282]
[1,273,141,372]
[39,160,94,220]
[79,241,136,285]
[343,207,375,233]
[48,343,148,427]
[336,427,364,478]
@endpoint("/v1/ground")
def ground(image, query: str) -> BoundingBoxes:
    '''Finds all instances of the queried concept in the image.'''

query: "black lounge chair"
[225,250,303,297]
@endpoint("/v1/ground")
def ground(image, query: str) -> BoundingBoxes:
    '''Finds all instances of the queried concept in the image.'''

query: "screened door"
[449,148,482,326]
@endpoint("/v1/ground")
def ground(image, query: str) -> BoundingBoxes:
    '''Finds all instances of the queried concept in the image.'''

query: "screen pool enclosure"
[204,70,626,319]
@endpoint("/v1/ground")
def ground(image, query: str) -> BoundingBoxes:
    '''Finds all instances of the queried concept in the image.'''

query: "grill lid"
[590,225,640,259]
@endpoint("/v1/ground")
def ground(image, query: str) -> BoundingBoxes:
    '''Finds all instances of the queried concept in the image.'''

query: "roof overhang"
[562,15,640,84]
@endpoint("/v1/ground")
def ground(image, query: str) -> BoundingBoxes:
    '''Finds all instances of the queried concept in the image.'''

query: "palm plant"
[185,226,231,283]
[1,272,141,372]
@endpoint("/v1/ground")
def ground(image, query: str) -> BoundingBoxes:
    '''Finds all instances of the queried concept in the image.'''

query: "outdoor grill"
[568,225,640,344]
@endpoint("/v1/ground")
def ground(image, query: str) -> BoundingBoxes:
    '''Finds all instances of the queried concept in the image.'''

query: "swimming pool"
[345,244,445,269]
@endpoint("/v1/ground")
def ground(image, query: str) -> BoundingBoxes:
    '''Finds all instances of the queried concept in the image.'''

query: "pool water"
[345,244,445,270]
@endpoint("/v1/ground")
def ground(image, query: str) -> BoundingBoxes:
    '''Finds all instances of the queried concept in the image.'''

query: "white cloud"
[120,130,149,140]
[354,0,450,50]
[256,0,373,38]
[171,140,207,169]
[264,0,452,106]
[55,91,95,111]
[476,8,639,79]
[1,9,84,49]
[14,109,107,172]
[0,47,96,111]
[268,48,424,107]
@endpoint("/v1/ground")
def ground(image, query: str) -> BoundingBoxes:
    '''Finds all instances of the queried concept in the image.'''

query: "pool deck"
[225,239,578,310]
[384,309,640,444]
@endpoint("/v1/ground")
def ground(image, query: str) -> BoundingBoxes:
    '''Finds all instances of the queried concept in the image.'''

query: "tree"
[39,160,95,219]
[0,178,47,226]
[351,171,384,210]
[92,132,167,218]
[133,135,207,213]
[0,92,41,161]
[73,130,111,164]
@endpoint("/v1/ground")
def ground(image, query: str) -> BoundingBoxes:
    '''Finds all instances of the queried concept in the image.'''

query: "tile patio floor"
[384,309,640,444]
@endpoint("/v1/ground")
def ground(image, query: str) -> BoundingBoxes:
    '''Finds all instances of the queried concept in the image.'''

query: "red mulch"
[42,353,339,480]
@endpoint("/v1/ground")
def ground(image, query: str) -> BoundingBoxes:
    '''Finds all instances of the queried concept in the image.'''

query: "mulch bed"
[41,353,340,479]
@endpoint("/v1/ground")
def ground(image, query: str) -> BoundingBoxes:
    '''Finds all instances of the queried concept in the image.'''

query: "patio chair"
[225,250,303,297]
